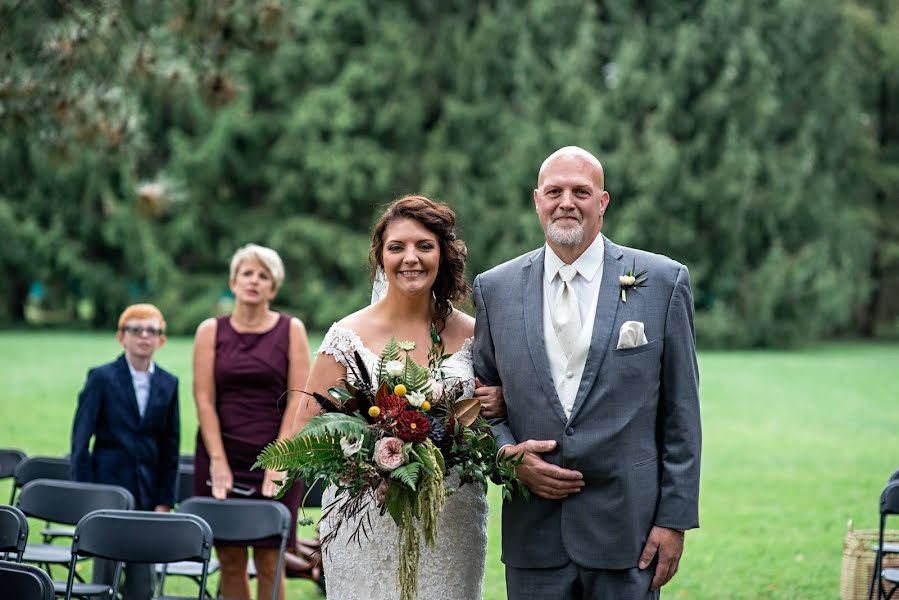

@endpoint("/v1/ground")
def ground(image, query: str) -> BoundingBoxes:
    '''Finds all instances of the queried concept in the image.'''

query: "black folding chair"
[9,456,71,504]
[0,504,29,562]
[168,497,292,600]
[16,479,134,584]
[875,470,899,559]
[64,509,213,600]
[869,481,899,600]
[0,448,27,482]
[0,560,55,600]
[10,456,75,543]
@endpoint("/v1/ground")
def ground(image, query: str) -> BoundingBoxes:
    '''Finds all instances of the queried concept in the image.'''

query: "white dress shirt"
[126,358,155,418]
[542,234,605,418]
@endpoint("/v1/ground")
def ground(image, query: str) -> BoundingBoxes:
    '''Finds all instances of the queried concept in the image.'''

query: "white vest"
[542,280,598,419]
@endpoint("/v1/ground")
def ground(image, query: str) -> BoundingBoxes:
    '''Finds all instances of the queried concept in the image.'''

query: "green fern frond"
[300,412,369,440]
[380,337,402,364]
[403,354,430,392]
[253,435,342,471]
[390,462,422,490]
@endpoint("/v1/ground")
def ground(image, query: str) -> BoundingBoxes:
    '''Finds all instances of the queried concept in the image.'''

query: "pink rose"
[374,437,405,471]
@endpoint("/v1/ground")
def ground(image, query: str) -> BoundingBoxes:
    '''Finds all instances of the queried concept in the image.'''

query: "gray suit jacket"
[473,236,701,570]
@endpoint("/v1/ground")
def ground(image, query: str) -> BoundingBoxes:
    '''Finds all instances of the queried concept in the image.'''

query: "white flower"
[385,360,404,377]
[340,436,363,457]
[397,340,416,351]
[407,390,426,407]
[427,378,443,399]
[618,265,648,303]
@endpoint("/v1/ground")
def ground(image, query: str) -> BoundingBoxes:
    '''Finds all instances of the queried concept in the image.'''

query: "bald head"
[537,146,605,189]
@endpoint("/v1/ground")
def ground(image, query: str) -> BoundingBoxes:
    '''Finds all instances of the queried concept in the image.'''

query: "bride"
[293,195,504,600]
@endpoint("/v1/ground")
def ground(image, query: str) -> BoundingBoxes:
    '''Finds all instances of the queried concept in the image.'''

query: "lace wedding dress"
[317,323,488,600]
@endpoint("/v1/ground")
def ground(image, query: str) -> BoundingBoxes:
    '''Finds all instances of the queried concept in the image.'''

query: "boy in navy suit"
[71,303,180,600]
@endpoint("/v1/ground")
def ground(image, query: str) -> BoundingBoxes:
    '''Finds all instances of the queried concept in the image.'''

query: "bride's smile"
[398,269,425,278]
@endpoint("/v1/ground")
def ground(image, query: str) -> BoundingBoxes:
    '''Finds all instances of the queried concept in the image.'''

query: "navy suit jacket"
[71,354,180,510]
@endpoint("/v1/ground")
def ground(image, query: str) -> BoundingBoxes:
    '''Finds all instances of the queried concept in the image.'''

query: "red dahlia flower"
[378,394,407,419]
[396,410,430,443]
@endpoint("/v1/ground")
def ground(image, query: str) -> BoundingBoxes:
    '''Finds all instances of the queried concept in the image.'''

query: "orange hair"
[117,303,167,332]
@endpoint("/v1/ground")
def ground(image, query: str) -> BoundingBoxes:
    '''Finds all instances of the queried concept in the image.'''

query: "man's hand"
[503,440,583,500]
[262,468,286,498]
[638,526,684,591]
[474,377,505,419]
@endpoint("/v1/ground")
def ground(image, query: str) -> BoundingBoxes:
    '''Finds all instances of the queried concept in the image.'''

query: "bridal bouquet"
[254,331,523,600]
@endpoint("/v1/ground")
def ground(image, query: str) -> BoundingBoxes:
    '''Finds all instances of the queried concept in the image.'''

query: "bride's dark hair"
[369,194,470,334]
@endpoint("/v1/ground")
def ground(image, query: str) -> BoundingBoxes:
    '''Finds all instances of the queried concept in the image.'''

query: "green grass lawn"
[1,331,897,599]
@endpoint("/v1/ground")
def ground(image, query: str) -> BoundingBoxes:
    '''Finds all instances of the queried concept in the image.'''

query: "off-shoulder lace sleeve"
[456,337,474,360]
[318,323,363,369]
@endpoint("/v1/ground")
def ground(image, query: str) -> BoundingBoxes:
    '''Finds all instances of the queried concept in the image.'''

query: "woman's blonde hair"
[229,243,285,292]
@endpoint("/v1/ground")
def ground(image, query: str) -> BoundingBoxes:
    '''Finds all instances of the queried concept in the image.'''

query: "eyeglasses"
[121,325,164,337]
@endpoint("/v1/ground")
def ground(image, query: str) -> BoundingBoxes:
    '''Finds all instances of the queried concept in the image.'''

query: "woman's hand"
[474,377,506,419]
[262,468,286,498]
[209,456,233,500]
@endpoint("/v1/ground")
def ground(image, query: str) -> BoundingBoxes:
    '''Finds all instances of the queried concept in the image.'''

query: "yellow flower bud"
[394,384,407,396]
[368,406,381,418]
[421,400,431,412]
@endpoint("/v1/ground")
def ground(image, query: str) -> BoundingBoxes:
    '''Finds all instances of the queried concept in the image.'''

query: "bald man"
[473,146,701,599]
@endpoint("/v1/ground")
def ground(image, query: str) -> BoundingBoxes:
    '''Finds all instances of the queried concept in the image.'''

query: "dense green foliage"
[845,0,899,337]
[1,0,896,346]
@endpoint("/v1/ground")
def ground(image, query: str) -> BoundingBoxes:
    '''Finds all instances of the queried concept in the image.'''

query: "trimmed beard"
[547,220,585,247]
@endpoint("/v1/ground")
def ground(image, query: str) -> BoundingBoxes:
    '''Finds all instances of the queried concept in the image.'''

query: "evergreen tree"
[0,0,887,347]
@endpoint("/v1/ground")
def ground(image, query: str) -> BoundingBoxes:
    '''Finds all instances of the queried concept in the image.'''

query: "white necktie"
[553,264,581,358]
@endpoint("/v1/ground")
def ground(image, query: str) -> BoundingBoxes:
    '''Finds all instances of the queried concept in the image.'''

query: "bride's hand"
[474,378,505,418]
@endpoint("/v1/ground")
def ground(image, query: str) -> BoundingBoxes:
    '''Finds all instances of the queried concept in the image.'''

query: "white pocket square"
[617,321,649,350]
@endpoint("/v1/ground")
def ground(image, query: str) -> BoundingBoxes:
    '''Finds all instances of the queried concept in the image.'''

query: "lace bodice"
[319,323,477,398]
[316,323,487,600]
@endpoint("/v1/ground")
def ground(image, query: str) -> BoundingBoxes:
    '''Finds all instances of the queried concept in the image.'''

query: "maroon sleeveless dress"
[193,313,302,548]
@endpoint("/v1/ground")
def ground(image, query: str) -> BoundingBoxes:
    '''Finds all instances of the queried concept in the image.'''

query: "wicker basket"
[840,522,899,600]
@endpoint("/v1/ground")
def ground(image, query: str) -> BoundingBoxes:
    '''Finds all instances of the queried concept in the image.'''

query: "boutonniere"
[618,262,648,303]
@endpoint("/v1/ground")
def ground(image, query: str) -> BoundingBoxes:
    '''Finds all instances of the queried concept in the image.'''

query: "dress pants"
[93,558,154,600]
[506,560,660,600]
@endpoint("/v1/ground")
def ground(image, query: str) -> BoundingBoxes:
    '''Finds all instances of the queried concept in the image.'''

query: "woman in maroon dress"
[192,243,311,600]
